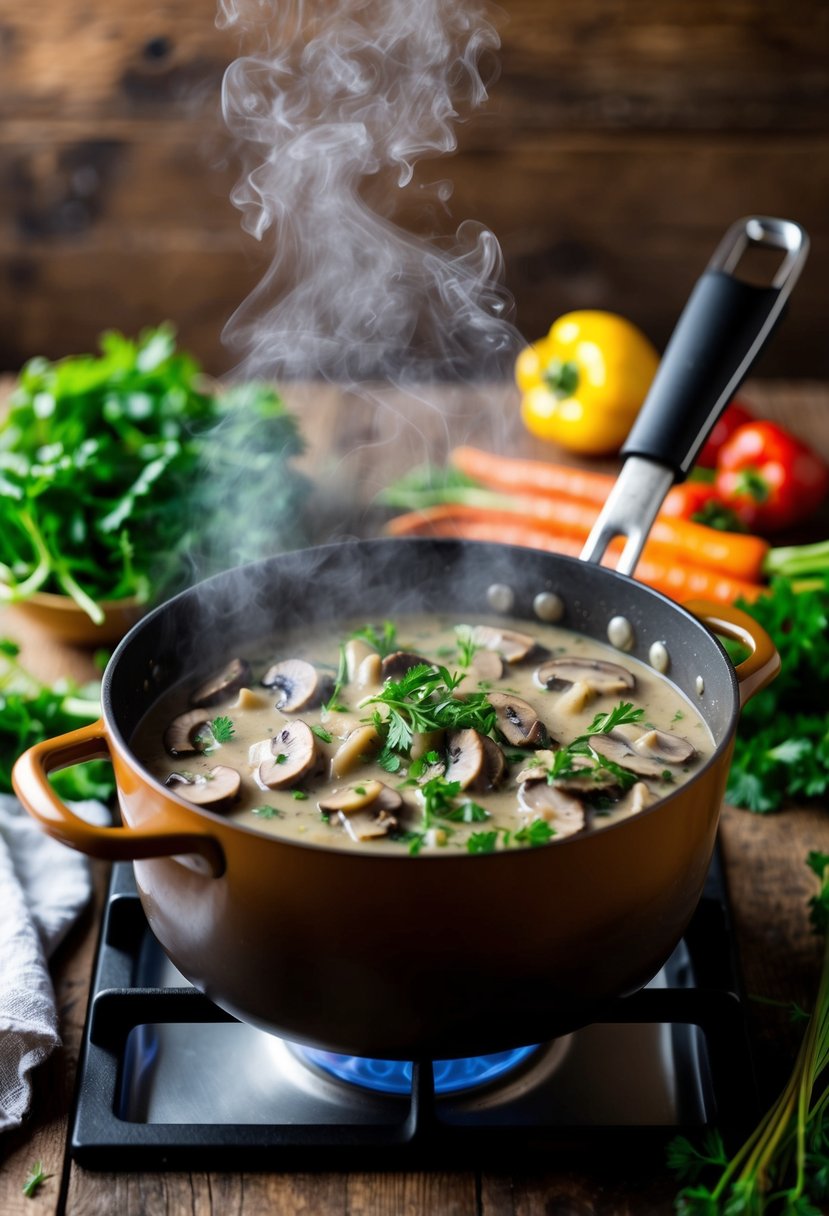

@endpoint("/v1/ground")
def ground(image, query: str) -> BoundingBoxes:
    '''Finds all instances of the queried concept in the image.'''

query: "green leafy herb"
[0,327,307,620]
[323,644,349,713]
[21,1161,52,1199]
[274,753,288,765]
[513,818,556,847]
[350,621,398,658]
[467,830,499,854]
[454,625,480,668]
[376,746,402,773]
[442,800,490,824]
[669,853,829,1214]
[0,640,114,801]
[311,724,333,743]
[291,791,309,801]
[365,663,495,757]
[585,702,645,735]
[210,716,235,744]
[727,579,829,813]
[252,805,283,819]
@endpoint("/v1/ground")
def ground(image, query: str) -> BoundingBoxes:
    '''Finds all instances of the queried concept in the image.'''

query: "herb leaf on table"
[727,578,829,812]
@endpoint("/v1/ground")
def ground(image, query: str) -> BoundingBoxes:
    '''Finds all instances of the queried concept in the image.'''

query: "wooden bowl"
[3,591,144,647]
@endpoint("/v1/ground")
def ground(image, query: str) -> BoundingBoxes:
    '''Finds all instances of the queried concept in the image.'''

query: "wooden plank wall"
[0,1,827,376]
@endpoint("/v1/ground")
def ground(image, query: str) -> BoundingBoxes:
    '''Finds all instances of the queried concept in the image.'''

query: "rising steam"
[218,0,521,383]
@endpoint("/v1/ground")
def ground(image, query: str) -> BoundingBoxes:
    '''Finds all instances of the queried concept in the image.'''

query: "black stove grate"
[70,846,757,1170]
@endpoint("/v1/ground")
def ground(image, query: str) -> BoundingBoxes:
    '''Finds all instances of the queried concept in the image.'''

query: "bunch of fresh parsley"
[727,579,829,813]
[0,326,307,622]
[0,639,114,802]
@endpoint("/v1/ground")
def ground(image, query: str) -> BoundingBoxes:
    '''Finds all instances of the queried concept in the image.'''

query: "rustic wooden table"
[0,380,827,1216]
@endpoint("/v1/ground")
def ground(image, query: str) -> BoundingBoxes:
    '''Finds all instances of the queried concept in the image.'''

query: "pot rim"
[101,537,742,861]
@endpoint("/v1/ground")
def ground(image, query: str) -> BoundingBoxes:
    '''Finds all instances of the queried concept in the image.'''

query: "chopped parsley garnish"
[252,805,284,819]
[585,702,645,735]
[442,800,490,823]
[274,753,288,765]
[21,1161,52,1199]
[311,724,333,743]
[467,830,498,854]
[350,620,398,657]
[376,746,402,773]
[210,715,235,743]
[323,644,349,713]
[365,663,495,756]
[454,625,481,668]
[513,818,556,847]
[291,790,308,800]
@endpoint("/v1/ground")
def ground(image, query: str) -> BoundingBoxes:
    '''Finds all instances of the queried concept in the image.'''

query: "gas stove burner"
[298,1043,540,1095]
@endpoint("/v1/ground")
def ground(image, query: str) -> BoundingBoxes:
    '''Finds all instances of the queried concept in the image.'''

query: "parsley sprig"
[537,702,645,791]
[727,579,829,813]
[365,663,496,757]
[349,621,398,658]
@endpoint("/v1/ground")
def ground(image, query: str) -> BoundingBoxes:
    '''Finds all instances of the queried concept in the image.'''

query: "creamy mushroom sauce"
[131,615,714,855]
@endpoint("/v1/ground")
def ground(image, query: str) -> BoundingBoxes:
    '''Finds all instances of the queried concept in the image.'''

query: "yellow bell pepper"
[515,311,659,456]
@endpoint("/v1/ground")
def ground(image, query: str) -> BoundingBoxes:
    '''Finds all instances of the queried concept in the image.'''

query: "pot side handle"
[12,721,225,876]
[682,599,781,707]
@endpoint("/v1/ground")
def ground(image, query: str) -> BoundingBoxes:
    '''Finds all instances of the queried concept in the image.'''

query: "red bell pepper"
[661,482,745,532]
[714,421,829,533]
[696,400,754,468]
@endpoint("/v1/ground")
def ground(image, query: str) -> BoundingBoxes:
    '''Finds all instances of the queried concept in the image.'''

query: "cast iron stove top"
[70,846,756,1170]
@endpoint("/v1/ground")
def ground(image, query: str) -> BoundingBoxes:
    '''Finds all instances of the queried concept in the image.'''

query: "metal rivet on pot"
[695,676,705,696]
[649,641,670,674]
[533,591,564,622]
[487,583,515,613]
[607,615,634,652]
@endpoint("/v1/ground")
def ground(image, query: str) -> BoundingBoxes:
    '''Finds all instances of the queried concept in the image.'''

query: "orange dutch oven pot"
[10,216,804,1058]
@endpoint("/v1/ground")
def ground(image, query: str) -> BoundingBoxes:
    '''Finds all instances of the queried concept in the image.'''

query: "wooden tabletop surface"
[0,379,827,1215]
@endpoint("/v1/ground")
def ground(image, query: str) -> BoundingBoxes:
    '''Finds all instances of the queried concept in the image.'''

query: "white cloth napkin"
[0,793,108,1133]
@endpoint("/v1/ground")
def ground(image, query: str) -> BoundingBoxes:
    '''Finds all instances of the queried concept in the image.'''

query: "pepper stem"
[542,358,580,400]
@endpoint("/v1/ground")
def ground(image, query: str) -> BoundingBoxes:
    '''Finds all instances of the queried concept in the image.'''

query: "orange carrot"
[387,498,769,583]
[451,446,615,505]
[386,510,764,605]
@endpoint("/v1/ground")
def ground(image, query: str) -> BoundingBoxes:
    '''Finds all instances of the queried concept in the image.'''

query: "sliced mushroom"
[411,728,445,761]
[455,648,505,695]
[258,722,320,788]
[381,651,432,681]
[345,638,376,681]
[337,783,405,842]
[555,680,596,716]
[261,659,328,712]
[535,657,635,694]
[632,729,696,765]
[165,765,241,810]
[487,692,550,748]
[588,731,667,778]
[516,749,556,782]
[330,724,382,778]
[164,709,213,757]
[518,780,586,837]
[232,687,269,711]
[319,779,384,813]
[355,653,383,690]
[248,738,274,768]
[445,729,486,790]
[191,659,251,707]
[627,781,652,814]
[481,735,507,788]
[471,624,536,663]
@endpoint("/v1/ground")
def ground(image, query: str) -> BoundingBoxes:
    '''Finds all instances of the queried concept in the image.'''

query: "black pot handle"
[581,216,809,576]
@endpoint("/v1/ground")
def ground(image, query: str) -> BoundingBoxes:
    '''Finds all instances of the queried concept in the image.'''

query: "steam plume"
[218,0,520,383]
